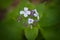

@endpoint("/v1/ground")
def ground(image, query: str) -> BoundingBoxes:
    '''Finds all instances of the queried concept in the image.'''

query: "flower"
[33,9,40,20]
[20,7,31,17]
[28,18,34,24]
[19,7,40,29]
[37,16,39,20]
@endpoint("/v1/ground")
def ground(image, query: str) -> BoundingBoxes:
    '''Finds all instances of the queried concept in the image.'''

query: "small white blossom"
[19,7,40,28]
[20,11,24,14]
[28,18,34,24]
[24,7,28,11]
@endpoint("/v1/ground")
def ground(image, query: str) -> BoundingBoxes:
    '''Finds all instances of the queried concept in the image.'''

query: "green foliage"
[0,0,13,9]
[24,27,38,40]
[0,0,60,40]
[35,0,60,40]
[0,0,39,40]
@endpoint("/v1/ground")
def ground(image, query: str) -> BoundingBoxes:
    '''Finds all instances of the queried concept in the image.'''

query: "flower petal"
[34,13,38,17]
[20,11,24,15]
[24,13,28,17]
[28,18,34,24]
[24,7,28,11]
[26,11,31,15]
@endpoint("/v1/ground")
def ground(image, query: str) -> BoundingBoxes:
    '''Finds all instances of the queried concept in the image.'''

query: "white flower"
[34,9,40,20]
[24,7,28,11]
[23,7,31,17]
[20,7,39,20]
[28,18,34,24]
[20,11,28,17]
[20,11,24,14]
[34,9,39,16]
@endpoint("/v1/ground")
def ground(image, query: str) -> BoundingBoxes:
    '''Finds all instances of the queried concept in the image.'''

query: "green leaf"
[24,27,38,40]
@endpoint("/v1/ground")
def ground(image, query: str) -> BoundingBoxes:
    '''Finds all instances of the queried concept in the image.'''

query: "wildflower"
[18,7,40,29]
[20,7,31,17]
[33,9,40,20]
[28,18,34,24]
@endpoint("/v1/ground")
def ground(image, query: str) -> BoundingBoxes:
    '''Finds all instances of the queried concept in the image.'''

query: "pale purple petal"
[28,18,34,24]
[26,11,31,15]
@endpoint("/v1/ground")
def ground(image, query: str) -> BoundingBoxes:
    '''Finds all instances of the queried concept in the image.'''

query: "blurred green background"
[0,0,60,40]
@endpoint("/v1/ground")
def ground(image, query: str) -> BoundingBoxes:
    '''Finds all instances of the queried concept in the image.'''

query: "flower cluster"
[18,7,40,29]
